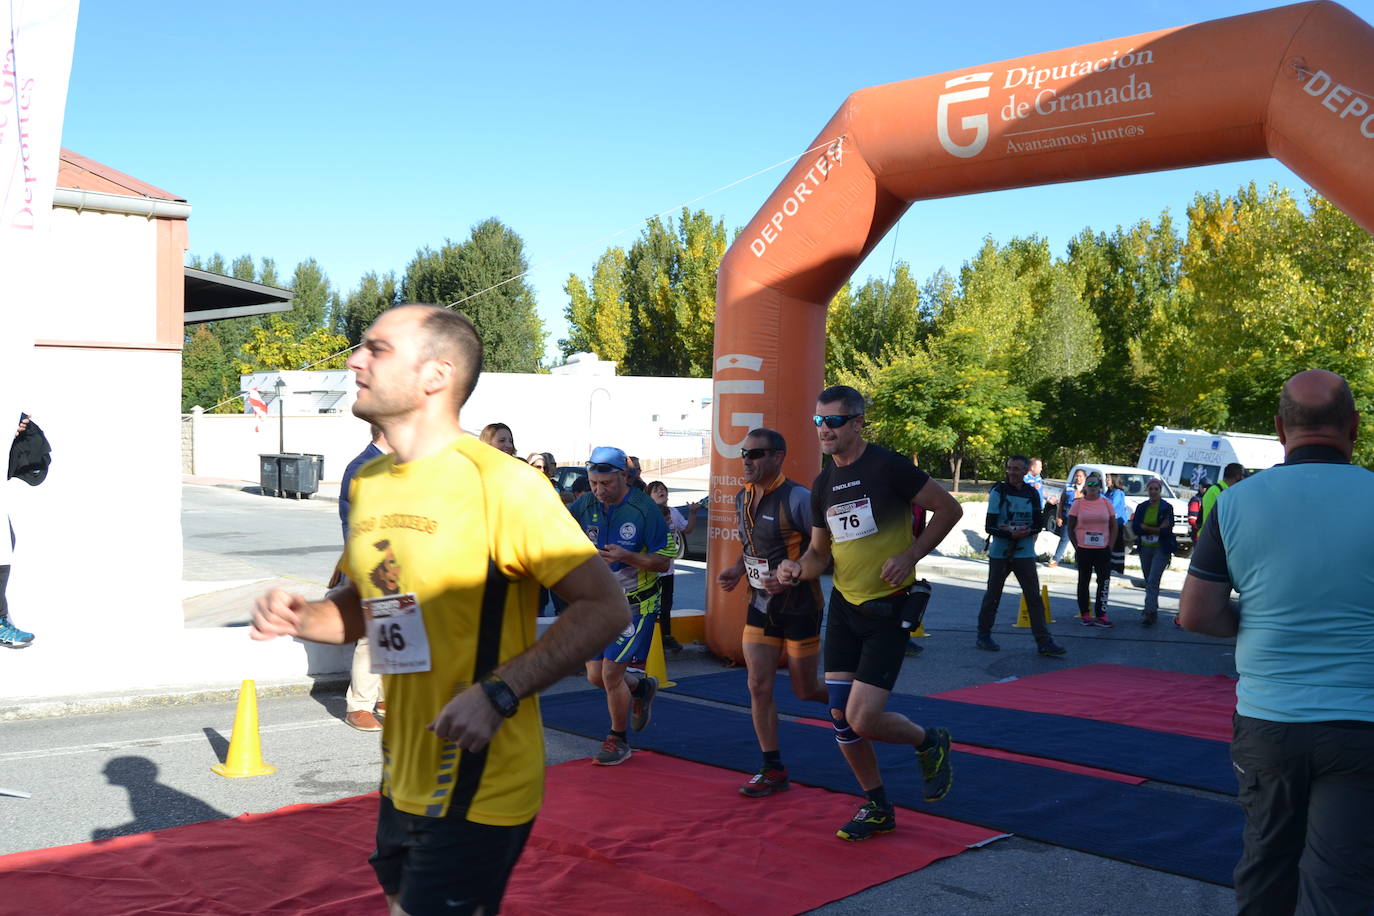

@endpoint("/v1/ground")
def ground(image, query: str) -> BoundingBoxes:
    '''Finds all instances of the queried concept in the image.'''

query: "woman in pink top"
[1067,474,1117,627]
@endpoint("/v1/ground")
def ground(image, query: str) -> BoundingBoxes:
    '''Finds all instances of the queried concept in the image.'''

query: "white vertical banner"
[0,0,81,559]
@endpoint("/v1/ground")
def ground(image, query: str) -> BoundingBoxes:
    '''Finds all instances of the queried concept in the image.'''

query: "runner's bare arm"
[717,552,746,591]
[1178,576,1239,637]
[600,543,670,574]
[249,581,365,644]
[776,526,831,584]
[427,556,629,752]
[879,479,962,585]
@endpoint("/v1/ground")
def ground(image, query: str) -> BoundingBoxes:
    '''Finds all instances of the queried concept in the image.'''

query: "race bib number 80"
[826,498,878,543]
[363,593,433,674]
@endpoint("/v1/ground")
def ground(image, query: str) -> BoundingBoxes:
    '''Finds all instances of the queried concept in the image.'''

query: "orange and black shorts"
[743,590,822,657]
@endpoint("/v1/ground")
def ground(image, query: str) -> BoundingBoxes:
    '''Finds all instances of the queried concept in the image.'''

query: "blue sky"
[60,1,1374,361]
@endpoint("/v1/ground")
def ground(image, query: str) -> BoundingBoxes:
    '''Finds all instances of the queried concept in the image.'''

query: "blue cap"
[587,446,628,470]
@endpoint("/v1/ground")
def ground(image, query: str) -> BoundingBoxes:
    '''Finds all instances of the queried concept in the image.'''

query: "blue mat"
[541,690,1242,886]
[666,670,1237,795]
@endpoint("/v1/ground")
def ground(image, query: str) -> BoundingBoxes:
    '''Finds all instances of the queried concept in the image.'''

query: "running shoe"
[1141,611,1157,627]
[1095,615,1115,628]
[662,635,683,652]
[739,767,790,797]
[630,675,658,731]
[836,801,895,841]
[1037,641,1067,658]
[975,635,1001,652]
[1079,614,1094,626]
[593,734,632,766]
[0,622,34,648]
[918,727,954,801]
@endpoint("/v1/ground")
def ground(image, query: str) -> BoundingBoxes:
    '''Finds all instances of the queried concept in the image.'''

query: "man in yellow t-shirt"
[251,305,627,916]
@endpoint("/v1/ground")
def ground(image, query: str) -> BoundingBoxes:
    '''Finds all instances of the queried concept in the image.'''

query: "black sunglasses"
[740,447,779,460]
[586,462,621,473]
[813,413,862,429]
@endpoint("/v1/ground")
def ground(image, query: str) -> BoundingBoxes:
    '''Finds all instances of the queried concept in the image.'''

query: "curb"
[0,673,351,723]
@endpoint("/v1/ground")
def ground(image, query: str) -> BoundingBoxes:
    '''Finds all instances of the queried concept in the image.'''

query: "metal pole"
[276,378,285,454]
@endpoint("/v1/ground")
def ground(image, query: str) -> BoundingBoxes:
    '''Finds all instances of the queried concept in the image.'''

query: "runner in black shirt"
[777,385,962,841]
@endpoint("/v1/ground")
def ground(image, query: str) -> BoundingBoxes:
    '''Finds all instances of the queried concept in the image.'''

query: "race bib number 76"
[826,498,878,543]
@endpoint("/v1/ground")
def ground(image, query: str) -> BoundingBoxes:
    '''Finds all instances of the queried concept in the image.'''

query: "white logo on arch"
[937,72,993,159]
[713,354,765,460]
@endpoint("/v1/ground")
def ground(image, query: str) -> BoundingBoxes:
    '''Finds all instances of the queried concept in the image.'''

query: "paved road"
[0,481,1240,914]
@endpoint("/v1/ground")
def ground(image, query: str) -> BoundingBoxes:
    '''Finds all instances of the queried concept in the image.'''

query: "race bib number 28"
[744,555,770,586]
[363,593,432,674]
[826,498,878,543]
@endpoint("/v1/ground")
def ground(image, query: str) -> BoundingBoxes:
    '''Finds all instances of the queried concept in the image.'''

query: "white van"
[1137,426,1284,491]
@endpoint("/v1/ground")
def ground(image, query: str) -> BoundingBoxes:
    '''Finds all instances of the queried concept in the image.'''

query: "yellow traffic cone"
[1014,587,1055,627]
[212,680,276,778]
[646,620,677,688]
[911,621,928,638]
[1014,593,1031,628]
[1041,584,1055,623]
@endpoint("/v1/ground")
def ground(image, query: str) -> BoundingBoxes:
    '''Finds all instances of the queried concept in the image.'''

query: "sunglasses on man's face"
[586,462,621,473]
[740,447,779,460]
[813,413,862,429]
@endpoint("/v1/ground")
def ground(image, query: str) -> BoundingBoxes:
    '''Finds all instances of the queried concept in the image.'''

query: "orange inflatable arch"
[705,0,1374,662]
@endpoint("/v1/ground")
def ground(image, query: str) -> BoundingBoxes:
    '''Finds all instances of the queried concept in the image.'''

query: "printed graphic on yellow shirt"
[368,539,403,596]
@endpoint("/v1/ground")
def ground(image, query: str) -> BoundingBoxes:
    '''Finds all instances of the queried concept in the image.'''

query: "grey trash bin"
[258,454,282,498]
[278,452,321,499]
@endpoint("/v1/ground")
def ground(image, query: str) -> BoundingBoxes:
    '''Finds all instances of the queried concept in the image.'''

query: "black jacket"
[8,415,51,486]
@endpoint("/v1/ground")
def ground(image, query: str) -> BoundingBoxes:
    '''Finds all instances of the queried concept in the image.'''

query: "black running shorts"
[369,794,534,915]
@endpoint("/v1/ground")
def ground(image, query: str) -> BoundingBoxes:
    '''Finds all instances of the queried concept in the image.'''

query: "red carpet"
[931,664,1236,742]
[0,752,998,916]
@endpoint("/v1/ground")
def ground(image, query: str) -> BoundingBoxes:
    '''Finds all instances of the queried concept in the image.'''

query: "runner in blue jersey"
[568,446,675,766]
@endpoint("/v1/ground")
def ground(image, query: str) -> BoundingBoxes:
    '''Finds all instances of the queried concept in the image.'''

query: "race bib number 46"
[363,593,433,674]
[826,498,878,543]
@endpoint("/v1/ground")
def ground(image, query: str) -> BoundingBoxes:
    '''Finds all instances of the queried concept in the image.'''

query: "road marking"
[0,720,339,761]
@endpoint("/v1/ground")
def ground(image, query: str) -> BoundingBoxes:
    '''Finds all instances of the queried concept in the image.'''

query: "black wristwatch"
[480,673,519,718]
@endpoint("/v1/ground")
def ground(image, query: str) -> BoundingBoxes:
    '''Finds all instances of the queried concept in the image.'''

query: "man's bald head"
[1279,370,1355,430]
[400,304,483,408]
[1276,369,1358,456]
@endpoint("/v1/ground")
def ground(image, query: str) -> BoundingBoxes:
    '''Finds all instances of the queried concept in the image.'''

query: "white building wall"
[41,208,157,342]
[191,371,713,482]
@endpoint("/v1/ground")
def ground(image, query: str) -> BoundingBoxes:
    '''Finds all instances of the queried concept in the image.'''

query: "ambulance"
[1137,426,1285,492]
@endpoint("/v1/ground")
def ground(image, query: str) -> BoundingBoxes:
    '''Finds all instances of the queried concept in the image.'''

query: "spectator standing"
[646,480,697,652]
[1199,462,1243,531]
[1129,478,1174,627]
[1106,474,1130,574]
[479,422,517,456]
[625,455,648,492]
[338,424,391,731]
[975,455,1066,657]
[1048,467,1086,567]
[1186,478,1208,544]
[1067,473,1116,627]
[1180,369,1374,915]
[527,452,557,483]
[1024,457,1045,497]
[1,413,46,648]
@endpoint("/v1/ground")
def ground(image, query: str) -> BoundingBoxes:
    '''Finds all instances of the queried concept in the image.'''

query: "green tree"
[181,326,239,412]
[338,271,399,344]
[621,208,726,377]
[236,315,350,373]
[825,263,928,379]
[561,247,629,364]
[868,328,1039,491]
[403,218,545,372]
